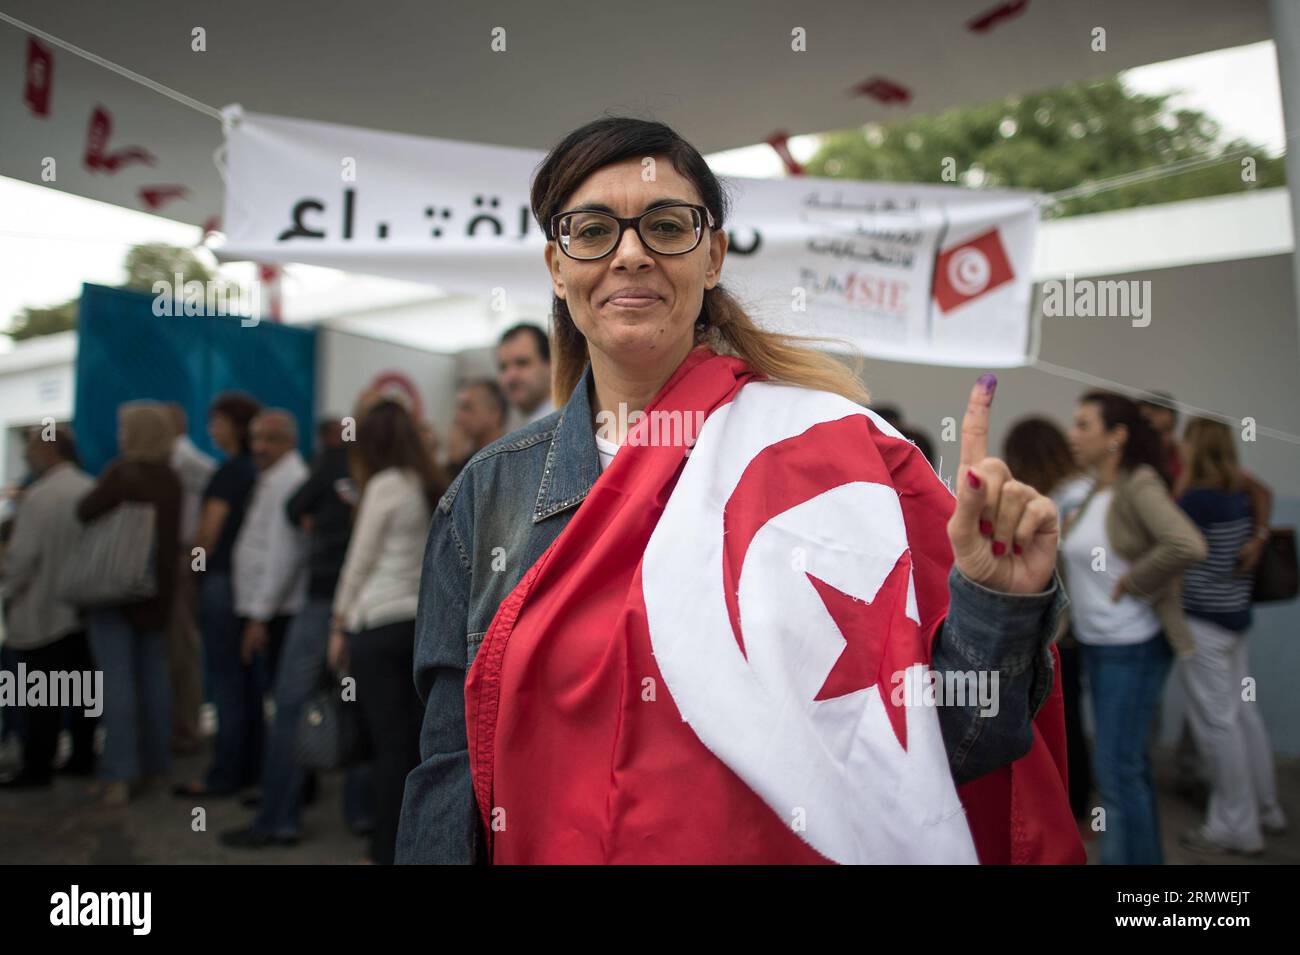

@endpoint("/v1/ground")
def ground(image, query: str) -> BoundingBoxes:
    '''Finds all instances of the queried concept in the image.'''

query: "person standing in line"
[175,392,261,799]
[0,427,97,788]
[1062,391,1206,864]
[78,402,183,807]
[0,476,35,770]
[1142,395,1274,800]
[1175,418,1288,855]
[221,418,354,848]
[1003,415,1094,822]
[1137,393,1181,489]
[497,323,555,433]
[165,403,215,757]
[327,399,438,864]
[444,380,507,482]
[231,411,309,697]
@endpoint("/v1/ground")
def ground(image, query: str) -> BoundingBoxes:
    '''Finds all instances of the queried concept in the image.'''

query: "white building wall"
[0,331,76,489]
[316,327,458,440]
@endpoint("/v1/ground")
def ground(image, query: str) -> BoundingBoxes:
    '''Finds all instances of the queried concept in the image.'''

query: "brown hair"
[208,391,262,454]
[1182,417,1243,492]
[530,117,870,407]
[1079,390,1167,485]
[27,424,81,468]
[350,399,446,508]
[457,378,508,426]
[1003,416,1078,496]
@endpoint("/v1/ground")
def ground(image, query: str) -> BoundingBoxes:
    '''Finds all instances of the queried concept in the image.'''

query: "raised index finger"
[959,373,998,470]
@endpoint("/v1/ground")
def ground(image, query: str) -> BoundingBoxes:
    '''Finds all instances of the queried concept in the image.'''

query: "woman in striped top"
[1176,418,1288,855]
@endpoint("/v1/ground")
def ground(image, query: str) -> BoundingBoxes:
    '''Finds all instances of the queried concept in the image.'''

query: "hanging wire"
[1044,148,1257,206]
[1028,357,1300,447]
[0,11,225,122]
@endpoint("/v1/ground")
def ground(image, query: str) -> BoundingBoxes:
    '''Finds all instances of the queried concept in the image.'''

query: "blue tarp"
[73,283,316,475]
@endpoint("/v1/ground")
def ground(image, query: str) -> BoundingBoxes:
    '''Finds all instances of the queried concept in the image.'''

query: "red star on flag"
[807,550,925,749]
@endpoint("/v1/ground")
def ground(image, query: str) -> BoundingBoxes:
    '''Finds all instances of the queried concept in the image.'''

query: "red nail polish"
[1013,543,1023,555]
[967,470,982,490]
[992,541,1006,557]
[979,519,993,536]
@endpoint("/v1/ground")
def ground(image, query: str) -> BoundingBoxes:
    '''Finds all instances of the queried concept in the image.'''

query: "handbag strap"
[1060,479,1103,542]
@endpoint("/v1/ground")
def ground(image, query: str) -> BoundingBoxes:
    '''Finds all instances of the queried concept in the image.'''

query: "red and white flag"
[466,346,1080,864]
[933,227,1016,314]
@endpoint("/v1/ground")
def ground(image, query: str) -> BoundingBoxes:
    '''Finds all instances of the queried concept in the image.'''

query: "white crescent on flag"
[642,382,980,864]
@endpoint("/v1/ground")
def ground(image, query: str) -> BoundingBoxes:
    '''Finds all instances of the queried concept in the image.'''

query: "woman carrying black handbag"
[296,663,371,773]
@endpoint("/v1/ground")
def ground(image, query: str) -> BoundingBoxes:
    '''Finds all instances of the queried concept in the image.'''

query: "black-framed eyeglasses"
[549,203,715,260]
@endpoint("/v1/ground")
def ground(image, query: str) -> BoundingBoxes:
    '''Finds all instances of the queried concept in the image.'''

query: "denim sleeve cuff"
[944,566,1070,718]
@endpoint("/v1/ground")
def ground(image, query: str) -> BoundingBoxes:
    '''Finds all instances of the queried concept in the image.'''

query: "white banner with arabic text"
[220,109,1038,367]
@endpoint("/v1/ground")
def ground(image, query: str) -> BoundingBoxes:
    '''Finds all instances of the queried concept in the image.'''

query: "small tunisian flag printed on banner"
[465,346,1081,864]
[933,228,1015,313]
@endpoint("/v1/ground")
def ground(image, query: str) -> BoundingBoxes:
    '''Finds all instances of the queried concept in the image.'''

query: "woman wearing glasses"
[396,118,1081,865]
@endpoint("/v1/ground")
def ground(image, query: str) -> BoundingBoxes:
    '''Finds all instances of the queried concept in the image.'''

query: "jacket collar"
[533,361,602,522]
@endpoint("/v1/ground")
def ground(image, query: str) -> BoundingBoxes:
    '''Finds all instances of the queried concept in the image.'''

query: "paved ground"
[0,742,370,864]
[1090,751,1300,865]
[1,734,1297,864]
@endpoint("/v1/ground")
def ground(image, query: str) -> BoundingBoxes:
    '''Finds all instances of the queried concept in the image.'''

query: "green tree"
[807,78,1284,217]
[7,298,79,341]
[6,242,228,341]
[122,243,216,291]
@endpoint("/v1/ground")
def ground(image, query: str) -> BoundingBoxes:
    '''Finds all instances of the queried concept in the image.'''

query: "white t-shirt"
[1051,473,1094,527]
[595,433,620,471]
[1060,486,1162,646]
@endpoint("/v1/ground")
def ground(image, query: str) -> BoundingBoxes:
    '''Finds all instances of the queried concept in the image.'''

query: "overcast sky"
[0,40,1287,348]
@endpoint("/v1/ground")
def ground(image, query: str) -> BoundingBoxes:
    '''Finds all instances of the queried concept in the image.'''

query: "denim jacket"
[395,362,1069,864]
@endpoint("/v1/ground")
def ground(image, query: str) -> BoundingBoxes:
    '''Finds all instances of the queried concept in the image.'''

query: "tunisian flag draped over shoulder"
[465,346,1082,864]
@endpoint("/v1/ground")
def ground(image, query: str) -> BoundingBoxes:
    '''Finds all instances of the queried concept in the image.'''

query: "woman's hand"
[1235,535,1266,575]
[328,627,349,672]
[947,375,1060,595]
[240,619,267,665]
